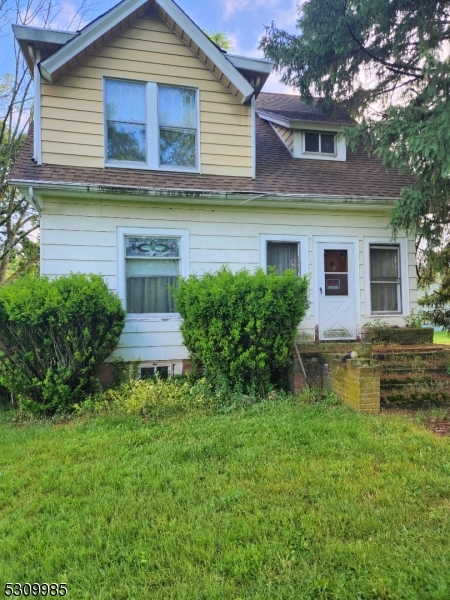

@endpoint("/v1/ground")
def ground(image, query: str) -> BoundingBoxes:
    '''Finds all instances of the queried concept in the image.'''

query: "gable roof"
[20,0,272,102]
[256,93,356,128]
[11,108,414,202]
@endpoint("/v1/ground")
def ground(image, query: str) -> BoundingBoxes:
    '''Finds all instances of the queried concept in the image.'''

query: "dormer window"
[291,128,346,161]
[304,132,336,155]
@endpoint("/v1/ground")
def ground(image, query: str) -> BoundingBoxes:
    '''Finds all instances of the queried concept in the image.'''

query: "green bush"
[0,274,126,415]
[173,266,309,394]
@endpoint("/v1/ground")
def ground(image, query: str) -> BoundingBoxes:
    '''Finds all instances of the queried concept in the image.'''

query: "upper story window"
[292,129,346,161]
[304,131,335,155]
[105,79,199,172]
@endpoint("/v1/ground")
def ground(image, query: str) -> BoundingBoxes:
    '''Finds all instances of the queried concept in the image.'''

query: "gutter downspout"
[251,94,256,180]
[29,46,42,164]
[28,187,41,214]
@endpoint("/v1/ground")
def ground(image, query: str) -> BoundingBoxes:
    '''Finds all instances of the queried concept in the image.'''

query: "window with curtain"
[125,236,180,313]
[370,245,401,313]
[267,241,299,275]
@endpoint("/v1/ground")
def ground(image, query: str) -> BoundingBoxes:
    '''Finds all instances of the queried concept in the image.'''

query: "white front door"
[317,242,357,340]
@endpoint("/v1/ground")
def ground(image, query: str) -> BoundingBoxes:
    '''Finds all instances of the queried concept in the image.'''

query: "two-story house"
[11,0,415,375]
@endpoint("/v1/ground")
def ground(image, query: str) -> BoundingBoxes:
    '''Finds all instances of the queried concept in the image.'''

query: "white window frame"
[139,361,183,378]
[292,126,346,161]
[259,234,308,277]
[104,78,201,173]
[303,131,336,157]
[117,227,189,320]
[364,237,409,316]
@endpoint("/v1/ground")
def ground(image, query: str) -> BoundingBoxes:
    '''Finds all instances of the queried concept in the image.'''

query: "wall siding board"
[40,11,252,175]
[41,198,416,362]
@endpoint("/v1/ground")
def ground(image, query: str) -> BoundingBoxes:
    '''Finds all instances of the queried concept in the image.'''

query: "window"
[260,235,308,279]
[369,244,401,313]
[324,249,348,296]
[267,241,299,275]
[105,79,199,171]
[159,86,197,168]
[304,131,335,155]
[125,236,180,314]
[106,80,146,163]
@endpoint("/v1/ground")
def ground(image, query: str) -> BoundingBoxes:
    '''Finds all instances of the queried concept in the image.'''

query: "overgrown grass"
[1,393,450,599]
[434,330,450,344]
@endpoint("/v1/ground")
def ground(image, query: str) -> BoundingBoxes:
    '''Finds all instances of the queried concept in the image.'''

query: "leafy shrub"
[173,266,309,394]
[0,274,125,415]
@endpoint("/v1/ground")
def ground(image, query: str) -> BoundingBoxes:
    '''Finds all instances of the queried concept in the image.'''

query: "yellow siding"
[272,123,293,152]
[40,11,252,176]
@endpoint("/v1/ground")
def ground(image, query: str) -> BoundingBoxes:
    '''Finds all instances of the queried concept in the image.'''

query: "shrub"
[173,266,309,394]
[0,273,125,415]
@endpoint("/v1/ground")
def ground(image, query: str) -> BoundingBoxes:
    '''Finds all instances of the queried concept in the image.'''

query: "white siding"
[41,197,417,360]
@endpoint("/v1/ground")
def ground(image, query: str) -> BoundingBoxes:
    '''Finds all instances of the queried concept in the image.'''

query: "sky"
[0,0,301,94]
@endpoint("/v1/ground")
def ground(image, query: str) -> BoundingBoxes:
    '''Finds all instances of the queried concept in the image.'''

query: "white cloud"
[223,0,280,20]
[262,70,299,94]
[19,0,89,31]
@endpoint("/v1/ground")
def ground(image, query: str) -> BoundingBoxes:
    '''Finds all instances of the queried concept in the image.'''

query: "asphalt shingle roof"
[10,93,413,199]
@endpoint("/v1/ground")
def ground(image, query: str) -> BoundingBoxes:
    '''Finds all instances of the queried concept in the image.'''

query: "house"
[11,0,416,376]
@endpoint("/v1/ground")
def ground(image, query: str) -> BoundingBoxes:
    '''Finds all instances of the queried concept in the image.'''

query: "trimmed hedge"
[174,266,309,394]
[0,274,125,414]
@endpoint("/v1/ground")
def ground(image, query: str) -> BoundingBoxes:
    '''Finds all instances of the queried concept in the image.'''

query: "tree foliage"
[204,30,234,52]
[0,0,96,284]
[260,0,450,328]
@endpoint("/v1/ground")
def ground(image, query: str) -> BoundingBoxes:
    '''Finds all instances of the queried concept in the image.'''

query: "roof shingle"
[10,97,413,199]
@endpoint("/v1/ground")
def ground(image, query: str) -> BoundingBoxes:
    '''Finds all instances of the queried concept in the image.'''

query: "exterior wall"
[40,11,252,177]
[271,123,293,153]
[40,196,417,361]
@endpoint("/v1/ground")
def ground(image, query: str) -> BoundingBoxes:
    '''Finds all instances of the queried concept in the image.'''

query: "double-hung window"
[105,79,199,171]
[125,236,181,314]
[369,244,402,313]
[266,241,300,275]
[260,235,308,279]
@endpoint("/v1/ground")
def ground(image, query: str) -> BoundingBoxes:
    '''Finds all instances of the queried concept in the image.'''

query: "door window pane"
[370,245,401,312]
[267,242,299,275]
[324,249,348,296]
[106,80,146,162]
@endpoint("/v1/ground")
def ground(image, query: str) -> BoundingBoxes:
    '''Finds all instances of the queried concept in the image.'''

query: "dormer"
[13,0,273,178]
[256,94,355,162]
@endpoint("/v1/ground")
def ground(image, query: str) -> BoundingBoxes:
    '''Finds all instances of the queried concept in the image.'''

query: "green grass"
[434,330,450,344]
[1,400,450,599]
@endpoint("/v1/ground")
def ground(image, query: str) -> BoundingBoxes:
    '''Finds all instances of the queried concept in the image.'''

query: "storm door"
[317,243,357,340]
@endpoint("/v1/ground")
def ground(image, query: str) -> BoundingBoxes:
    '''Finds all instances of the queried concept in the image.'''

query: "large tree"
[260,0,450,328]
[0,0,93,284]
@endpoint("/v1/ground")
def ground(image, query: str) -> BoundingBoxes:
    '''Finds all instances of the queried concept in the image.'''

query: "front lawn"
[1,399,450,599]
[434,330,450,344]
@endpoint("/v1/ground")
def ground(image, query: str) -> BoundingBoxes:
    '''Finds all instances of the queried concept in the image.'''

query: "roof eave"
[12,179,399,209]
[38,0,255,103]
